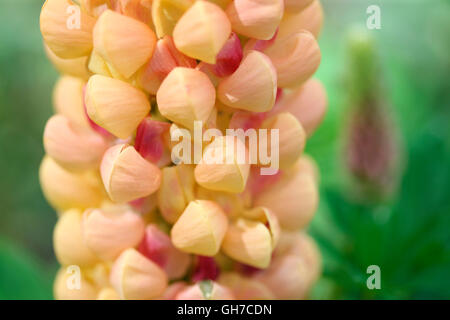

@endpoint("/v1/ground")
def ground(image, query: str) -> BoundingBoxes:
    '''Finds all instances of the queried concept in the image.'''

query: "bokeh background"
[0,0,449,299]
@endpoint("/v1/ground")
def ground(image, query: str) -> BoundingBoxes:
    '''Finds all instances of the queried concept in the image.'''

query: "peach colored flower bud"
[53,209,99,267]
[40,0,96,59]
[171,200,228,256]
[274,232,321,283]
[157,67,216,130]
[40,156,103,211]
[93,10,156,78]
[139,36,197,94]
[264,31,321,88]
[283,0,313,13]
[53,76,90,129]
[44,44,91,80]
[44,115,108,171]
[138,225,191,280]
[176,281,235,300]
[276,78,327,136]
[97,287,120,300]
[254,254,312,299]
[226,0,283,40]
[161,281,188,299]
[82,206,145,260]
[157,164,195,223]
[110,248,168,300]
[278,0,323,39]
[205,33,243,77]
[54,267,98,300]
[222,218,273,268]
[152,0,193,38]
[260,112,306,169]
[173,1,231,64]
[100,144,162,203]
[85,75,151,139]
[195,135,250,193]
[218,272,274,299]
[242,206,280,248]
[254,158,318,230]
[217,50,277,112]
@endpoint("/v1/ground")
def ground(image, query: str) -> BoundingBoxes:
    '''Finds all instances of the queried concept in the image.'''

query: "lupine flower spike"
[40,0,327,300]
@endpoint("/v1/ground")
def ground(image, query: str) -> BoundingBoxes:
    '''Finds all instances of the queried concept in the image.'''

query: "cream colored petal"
[275,78,327,136]
[171,200,228,256]
[195,135,250,193]
[254,159,318,230]
[156,67,215,130]
[157,165,195,224]
[82,206,145,261]
[217,50,277,112]
[44,115,109,171]
[54,267,98,300]
[110,248,168,300]
[152,0,193,38]
[101,144,162,203]
[254,254,312,299]
[85,75,151,139]
[242,206,280,248]
[226,0,283,40]
[52,76,90,129]
[94,10,156,78]
[40,0,96,58]
[278,0,323,39]
[88,49,112,77]
[260,112,306,169]
[264,31,321,88]
[54,209,100,267]
[44,44,91,80]
[39,156,104,211]
[221,218,273,268]
[173,1,231,63]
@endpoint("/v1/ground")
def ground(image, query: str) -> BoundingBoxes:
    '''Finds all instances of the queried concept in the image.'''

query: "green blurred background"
[0,0,448,299]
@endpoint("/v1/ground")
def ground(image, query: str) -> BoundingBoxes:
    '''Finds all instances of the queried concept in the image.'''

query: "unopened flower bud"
[157,164,195,223]
[171,200,228,256]
[85,75,151,139]
[173,1,231,64]
[226,0,283,40]
[278,0,323,39]
[40,0,96,58]
[110,248,168,300]
[44,115,108,171]
[40,156,103,211]
[44,44,91,80]
[218,50,277,112]
[157,67,216,130]
[195,135,250,193]
[218,272,274,299]
[101,144,162,203]
[264,31,321,88]
[152,0,193,38]
[82,206,145,261]
[93,10,156,78]
[54,209,99,267]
